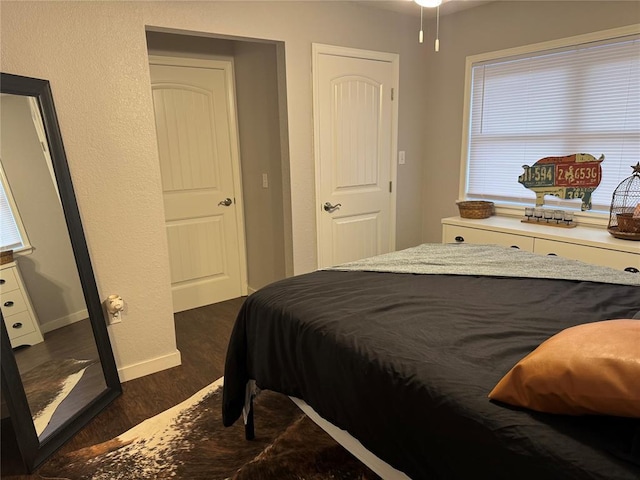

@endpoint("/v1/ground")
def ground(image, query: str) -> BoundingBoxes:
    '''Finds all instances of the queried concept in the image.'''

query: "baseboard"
[118,349,182,383]
[247,286,257,295]
[40,309,89,333]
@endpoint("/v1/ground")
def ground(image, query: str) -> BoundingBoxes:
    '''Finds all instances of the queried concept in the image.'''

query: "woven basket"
[457,201,494,219]
[0,250,14,265]
[616,213,640,234]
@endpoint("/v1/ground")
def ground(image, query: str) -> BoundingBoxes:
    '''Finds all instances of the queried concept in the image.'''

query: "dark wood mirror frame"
[0,72,121,472]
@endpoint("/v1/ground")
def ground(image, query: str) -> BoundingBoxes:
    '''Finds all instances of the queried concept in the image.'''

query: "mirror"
[0,73,121,472]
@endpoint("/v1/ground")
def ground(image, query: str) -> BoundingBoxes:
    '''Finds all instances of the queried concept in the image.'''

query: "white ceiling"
[353,0,493,18]
[228,1,493,19]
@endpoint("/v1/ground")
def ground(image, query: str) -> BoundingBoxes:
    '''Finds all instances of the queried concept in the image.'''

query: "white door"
[313,45,398,268]
[149,56,247,313]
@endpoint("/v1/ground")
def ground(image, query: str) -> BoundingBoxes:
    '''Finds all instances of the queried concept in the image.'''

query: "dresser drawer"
[534,238,640,271]
[443,225,534,252]
[0,288,28,316]
[442,216,640,271]
[2,310,36,341]
[0,263,43,347]
[0,266,19,294]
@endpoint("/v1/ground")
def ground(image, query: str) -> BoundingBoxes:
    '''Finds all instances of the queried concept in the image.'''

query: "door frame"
[312,44,399,267]
[148,54,248,299]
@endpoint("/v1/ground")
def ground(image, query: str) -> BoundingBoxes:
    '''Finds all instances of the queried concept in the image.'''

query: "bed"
[222,243,640,479]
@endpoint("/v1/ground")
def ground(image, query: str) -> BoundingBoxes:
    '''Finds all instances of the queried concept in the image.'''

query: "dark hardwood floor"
[12,318,106,442]
[13,318,101,374]
[1,296,245,479]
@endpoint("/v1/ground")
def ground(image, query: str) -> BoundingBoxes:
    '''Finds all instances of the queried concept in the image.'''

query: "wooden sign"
[517,153,604,211]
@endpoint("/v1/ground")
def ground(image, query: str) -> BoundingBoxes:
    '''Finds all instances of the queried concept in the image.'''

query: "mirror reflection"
[0,93,106,442]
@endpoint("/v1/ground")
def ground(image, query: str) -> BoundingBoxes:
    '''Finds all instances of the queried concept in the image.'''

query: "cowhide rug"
[21,358,97,436]
[38,377,381,480]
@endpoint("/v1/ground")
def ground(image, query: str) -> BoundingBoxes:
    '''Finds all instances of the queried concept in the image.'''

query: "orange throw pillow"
[489,319,640,418]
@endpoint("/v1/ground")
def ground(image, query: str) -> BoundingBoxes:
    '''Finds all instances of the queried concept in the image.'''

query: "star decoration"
[633,162,640,175]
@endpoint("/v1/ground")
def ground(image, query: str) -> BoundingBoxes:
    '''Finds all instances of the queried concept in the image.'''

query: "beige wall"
[234,40,289,291]
[2,0,636,380]
[0,95,87,330]
[420,1,640,243]
[0,1,426,379]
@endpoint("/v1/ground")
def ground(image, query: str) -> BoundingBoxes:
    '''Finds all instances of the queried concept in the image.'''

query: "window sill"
[12,246,34,257]
[489,204,610,229]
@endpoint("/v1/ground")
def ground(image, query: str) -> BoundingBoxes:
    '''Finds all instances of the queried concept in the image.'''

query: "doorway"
[149,56,247,312]
[146,31,292,310]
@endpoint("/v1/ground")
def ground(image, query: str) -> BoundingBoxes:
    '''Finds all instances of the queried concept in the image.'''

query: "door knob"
[323,202,341,212]
[218,198,233,207]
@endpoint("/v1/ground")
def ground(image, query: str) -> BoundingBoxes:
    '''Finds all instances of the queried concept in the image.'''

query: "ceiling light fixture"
[415,0,441,7]
[414,0,442,52]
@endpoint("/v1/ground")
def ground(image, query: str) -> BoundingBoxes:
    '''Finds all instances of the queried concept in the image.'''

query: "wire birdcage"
[607,163,640,240]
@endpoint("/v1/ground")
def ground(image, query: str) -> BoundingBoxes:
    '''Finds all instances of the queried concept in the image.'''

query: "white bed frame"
[290,396,411,480]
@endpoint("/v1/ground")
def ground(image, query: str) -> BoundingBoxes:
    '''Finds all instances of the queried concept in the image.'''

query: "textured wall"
[234,41,288,291]
[1,1,181,379]
[420,1,640,243]
[4,0,635,379]
[0,1,427,379]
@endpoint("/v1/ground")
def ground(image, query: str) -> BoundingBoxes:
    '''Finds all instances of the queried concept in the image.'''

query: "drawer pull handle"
[0,279,5,285]
[454,236,465,243]
[547,253,558,256]
[510,245,520,249]
[624,267,639,274]
[3,301,14,307]
[12,322,22,329]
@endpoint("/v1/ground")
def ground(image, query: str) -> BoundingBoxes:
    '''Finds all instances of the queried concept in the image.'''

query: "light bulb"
[415,0,442,7]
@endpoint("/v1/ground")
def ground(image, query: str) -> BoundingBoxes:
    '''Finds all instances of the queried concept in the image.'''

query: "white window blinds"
[0,164,28,252]
[465,35,640,213]
[0,180,23,251]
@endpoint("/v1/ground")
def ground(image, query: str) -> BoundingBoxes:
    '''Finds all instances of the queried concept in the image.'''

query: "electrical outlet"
[262,173,269,188]
[105,294,124,325]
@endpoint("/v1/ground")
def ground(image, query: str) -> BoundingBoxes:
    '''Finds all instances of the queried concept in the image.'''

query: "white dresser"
[442,216,640,272]
[0,261,44,347]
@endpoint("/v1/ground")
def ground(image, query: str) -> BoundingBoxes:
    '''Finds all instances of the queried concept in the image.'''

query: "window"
[461,27,640,218]
[0,161,30,253]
